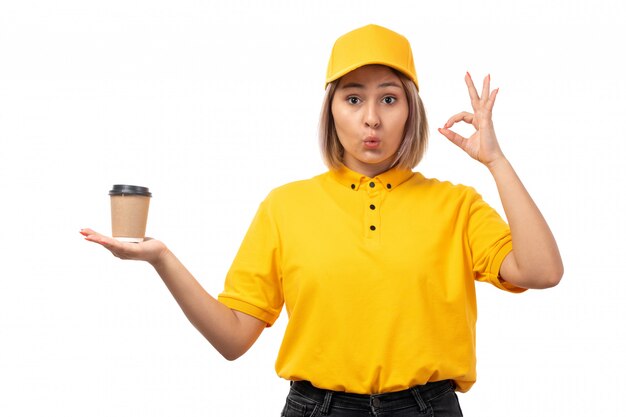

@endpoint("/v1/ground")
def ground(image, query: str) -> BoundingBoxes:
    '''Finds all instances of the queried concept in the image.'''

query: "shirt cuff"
[487,240,527,293]
[217,295,279,327]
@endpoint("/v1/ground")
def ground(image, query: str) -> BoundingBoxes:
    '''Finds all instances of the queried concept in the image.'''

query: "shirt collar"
[330,164,414,192]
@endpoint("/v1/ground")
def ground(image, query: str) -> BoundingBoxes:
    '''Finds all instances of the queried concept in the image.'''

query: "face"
[331,65,409,177]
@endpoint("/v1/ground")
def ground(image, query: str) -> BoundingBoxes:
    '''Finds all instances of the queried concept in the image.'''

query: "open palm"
[80,228,167,265]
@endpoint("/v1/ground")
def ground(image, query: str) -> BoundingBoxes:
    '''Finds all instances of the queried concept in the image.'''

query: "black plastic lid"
[109,184,152,197]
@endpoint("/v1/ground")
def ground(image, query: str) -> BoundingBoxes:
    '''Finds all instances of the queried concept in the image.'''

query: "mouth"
[363,136,381,149]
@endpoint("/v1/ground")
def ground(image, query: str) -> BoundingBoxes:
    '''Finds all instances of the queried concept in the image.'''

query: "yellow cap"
[325,24,418,90]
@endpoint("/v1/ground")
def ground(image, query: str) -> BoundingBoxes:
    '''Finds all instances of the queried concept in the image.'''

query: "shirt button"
[386,184,392,189]
[369,182,375,188]
[369,204,375,210]
[370,225,376,231]
[351,184,355,190]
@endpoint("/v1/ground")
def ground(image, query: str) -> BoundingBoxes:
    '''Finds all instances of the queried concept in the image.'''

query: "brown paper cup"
[109,185,152,243]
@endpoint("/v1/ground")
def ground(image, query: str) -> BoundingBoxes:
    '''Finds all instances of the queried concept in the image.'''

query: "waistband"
[289,379,456,414]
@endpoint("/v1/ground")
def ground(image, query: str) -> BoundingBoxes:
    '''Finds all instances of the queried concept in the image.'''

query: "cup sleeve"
[218,197,284,326]
[467,190,527,294]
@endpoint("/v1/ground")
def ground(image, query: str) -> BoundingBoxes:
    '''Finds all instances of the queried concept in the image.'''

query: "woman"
[82,24,563,416]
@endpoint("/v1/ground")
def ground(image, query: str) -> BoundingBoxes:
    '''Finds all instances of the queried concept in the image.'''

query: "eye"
[382,96,397,104]
[347,96,361,105]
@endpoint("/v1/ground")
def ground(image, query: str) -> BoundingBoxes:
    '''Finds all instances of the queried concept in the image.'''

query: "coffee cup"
[109,185,152,243]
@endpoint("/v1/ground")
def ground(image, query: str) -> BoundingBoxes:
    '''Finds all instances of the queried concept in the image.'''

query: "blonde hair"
[319,69,428,171]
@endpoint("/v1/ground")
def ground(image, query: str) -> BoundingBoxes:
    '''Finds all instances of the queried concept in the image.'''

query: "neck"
[342,159,396,178]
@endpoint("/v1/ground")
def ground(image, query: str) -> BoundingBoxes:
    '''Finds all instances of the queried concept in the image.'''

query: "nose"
[364,102,380,128]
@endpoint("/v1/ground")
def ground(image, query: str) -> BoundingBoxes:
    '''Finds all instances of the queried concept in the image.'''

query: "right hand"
[80,228,168,266]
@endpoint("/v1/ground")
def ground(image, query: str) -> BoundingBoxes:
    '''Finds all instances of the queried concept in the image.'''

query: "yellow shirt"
[218,165,525,394]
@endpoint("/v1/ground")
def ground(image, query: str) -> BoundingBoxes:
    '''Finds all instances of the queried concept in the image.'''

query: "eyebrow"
[339,81,403,90]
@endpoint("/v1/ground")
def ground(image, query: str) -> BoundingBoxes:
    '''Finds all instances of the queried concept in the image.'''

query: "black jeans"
[282,380,463,416]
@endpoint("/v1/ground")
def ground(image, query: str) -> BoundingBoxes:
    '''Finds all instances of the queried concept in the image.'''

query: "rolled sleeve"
[482,239,526,293]
[218,196,284,326]
[467,190,527,294]
[218,296,280,326]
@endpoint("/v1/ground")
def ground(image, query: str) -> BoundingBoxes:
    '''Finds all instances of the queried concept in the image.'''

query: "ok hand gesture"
[438,73,505,168]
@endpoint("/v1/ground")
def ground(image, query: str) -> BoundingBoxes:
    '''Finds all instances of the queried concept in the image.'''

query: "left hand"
[438,73,505,168]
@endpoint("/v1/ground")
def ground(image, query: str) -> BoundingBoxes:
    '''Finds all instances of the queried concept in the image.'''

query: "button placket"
[366,181,381,238]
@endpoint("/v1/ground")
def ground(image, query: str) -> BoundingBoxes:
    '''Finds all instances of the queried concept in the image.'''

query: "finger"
[81,228,144,261]
[438,127,467,149]
[80,228,107,243]
[444,111,474,129]
[465,72,480,108]
[81,229,117,247]
[486,88,499,112]
[481,74,491,104]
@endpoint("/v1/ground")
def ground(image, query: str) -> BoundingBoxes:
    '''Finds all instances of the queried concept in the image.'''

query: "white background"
[1,0,624,415]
